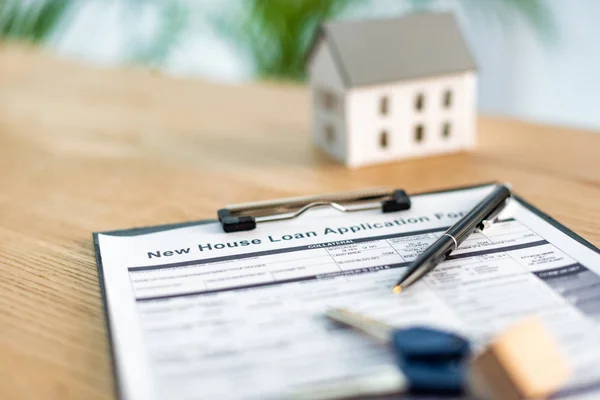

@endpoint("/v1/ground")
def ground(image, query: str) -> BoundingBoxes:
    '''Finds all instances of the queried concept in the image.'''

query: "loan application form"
[95,185,600,400]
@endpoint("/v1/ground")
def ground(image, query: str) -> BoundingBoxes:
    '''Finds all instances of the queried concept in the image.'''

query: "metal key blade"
[325,308,393,343]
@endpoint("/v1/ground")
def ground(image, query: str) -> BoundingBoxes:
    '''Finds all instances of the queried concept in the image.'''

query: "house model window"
[319,89,338,112]
[379,130,389,149]
[415,93,425,111]
[415,125,424,143]
[307,12,477,167]
[325,124,336,144]
[380,96,389,115]
[442,122,451,138]
[443,90,453,108]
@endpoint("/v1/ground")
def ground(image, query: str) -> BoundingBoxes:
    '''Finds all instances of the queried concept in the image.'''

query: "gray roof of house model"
[310,12,476,87]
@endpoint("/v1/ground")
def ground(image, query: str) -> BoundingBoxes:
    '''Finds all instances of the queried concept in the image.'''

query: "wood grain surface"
[1,43,599,400]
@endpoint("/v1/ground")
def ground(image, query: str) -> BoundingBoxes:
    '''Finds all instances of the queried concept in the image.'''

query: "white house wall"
[307,40,347,163]
[346,71,477,168]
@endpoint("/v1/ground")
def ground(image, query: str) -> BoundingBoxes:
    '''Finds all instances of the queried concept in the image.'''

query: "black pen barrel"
[393,185,511,291]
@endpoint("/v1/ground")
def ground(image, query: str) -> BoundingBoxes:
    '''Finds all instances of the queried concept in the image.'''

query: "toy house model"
[307,12,477,168]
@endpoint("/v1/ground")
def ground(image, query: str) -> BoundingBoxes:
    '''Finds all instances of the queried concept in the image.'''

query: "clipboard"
[218,188,411,232]
[92,182,600,400]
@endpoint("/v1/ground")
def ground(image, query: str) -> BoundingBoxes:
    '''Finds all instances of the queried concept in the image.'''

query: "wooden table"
[1,43,599,400]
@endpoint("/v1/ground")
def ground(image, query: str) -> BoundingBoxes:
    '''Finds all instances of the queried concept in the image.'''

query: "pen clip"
[477,199,508,232]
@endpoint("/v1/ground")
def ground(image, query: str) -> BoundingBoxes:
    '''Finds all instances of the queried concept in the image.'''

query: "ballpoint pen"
[392,184,512,293]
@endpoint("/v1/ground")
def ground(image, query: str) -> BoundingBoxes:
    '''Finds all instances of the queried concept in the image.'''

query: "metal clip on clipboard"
[218,188,411,232]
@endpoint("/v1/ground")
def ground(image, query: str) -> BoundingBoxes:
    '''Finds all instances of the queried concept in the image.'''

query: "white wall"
[49,0,600,131]
[456,0,600,130]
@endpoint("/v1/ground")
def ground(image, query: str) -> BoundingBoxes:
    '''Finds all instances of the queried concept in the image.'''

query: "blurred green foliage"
[0,0,74,42]
[214,0,352,81]
[0,0,555,80]
[214,0,556,80]
[126,2,189,67]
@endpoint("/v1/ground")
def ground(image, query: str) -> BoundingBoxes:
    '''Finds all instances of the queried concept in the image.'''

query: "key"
[325,308,471,395]
[325,308,470,361]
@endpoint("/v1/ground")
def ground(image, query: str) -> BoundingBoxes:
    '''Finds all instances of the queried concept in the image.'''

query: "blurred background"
[2,0,599,131]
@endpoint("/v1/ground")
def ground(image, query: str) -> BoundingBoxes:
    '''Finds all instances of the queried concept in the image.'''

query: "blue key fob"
[402,360,466,395]
[391,327,471,362]
[391,327,470,395]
